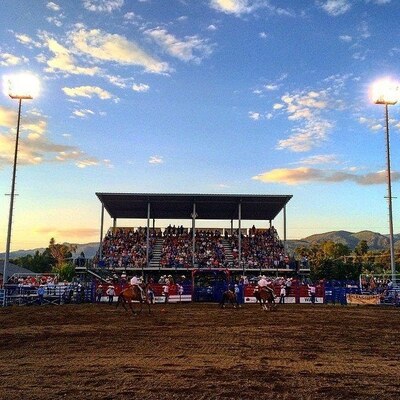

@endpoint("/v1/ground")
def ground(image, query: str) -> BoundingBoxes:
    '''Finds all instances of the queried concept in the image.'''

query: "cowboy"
[106,285,115,305]
[258,275,275,297]
[130,275,145,300]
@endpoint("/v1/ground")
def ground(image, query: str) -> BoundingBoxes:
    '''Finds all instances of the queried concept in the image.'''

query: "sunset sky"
[1,0,400,252]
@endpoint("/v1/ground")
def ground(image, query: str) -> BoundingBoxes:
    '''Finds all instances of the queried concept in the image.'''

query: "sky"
[1,0,400,252]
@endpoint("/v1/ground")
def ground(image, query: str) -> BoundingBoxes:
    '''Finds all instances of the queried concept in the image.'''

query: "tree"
[12,249,54,273]
[355,240,369,256]
[48,238,77,268]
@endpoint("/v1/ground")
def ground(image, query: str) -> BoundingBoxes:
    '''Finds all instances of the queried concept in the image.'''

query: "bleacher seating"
[98,225,289,270]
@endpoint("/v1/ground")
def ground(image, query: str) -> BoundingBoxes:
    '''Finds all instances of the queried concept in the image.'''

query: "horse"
[254,287,277,311]
[116,283,152,315]
[220,290,240,308]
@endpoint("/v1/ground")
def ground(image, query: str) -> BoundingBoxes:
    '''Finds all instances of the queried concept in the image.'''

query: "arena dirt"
[0,302,399,400]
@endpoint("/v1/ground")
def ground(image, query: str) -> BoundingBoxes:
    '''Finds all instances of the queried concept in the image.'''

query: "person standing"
[285,278,292,297]
[37,285,45,305]
[279,285,286,304]
[96,285,103,303]
[176,283,183,302]
[106,285,115,305]
[308,283,316,304]
[162,283,170,303]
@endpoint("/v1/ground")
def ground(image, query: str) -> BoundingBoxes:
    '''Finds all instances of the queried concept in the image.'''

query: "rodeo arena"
[1,193,399,308]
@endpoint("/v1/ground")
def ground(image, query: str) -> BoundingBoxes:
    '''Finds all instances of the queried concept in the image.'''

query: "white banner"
[154,295,192,303]
[299,297,324,304]
[244,296,296,304]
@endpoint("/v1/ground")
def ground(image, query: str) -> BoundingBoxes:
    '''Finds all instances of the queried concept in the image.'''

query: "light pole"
[2,73,39,302]
[371,78,399,286]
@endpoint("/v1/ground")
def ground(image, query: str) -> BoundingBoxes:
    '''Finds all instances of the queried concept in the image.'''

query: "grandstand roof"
[96,193,292,221]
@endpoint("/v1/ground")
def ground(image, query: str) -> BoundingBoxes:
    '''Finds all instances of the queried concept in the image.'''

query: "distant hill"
[286,230,398,253]
[1,242,99,260]
[2,231,398,260]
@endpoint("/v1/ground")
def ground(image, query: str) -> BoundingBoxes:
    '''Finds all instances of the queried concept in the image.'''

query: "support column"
[113,218,116,229]
[238,202,242,274]
[283,205,287,253]
[99,203,105,262]
[145,202,150,277]
[192,203,197,267]
[230,219,233,235]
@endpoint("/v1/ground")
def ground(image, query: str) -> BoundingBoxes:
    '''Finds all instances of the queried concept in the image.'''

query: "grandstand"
[88,193,301,279]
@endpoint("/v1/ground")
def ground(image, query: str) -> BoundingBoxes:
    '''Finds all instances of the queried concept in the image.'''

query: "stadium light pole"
[2,73,39,302]
[371,78,399,287]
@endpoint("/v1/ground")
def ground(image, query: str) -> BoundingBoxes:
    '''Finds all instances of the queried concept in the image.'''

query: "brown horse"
[254,287,276,311]
[220,290,240,308]
[116,284,151,315]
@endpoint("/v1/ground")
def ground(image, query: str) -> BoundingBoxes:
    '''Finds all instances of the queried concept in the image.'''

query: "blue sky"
[1,0,400,251]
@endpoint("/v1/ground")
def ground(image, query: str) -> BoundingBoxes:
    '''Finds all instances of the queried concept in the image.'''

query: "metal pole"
[384,104,396,285]
[283,205,287,254]
[3,98,22,297]
[99,203,104,261]
[145,202,150,277]
[238,202,242,275]
[192,203,196,267]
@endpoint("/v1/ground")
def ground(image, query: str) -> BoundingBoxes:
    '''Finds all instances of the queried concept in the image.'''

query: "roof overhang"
[96,193,292,221]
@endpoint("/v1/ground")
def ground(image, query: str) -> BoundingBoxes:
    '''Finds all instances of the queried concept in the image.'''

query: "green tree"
[12,249,54,273]
[354,240,369,256]
[48,238,77,268]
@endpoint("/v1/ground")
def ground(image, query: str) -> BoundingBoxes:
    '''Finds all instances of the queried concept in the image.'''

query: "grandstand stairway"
[149,237,163,268]
[221,238,234,266]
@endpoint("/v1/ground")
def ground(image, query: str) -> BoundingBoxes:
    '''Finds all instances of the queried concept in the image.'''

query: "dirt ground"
[0,302,399,400]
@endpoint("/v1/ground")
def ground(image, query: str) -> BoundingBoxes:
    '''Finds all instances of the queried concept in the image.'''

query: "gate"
[192,269,229,302]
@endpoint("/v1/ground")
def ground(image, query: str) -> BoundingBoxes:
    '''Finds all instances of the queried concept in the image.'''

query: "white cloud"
[249,111,261,120]
[149,155,163,164]
[207,24,218,31]
[298,154,339,165]
[367,0,390,4]
[71,28,170,74]
[273,103,284,110]
[0,106,100,169]
[252,167,400,185]
[0,53,29,66]
[44,37,100,76]
[371,124,383,131]
[145,27,213,64]
[339,35,352,42]
[106,75,128,88]
[259,32,268,39]
[72,109,95,118]
[47,2,61,11]
[62,86,113,100]
[265,84,278,91]
[318,0,351,16]
[83,0,124,13]
[46,16,63,27]
[277,119,333,152]
[276,90,332,152]
[15,33,42,48]
[210,0,262,15]
[132,83,150,92]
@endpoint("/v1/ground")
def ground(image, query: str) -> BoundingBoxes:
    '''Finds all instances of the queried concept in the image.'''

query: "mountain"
[285,230,396,253]
[1,242,99,260]
[2,231,397,260]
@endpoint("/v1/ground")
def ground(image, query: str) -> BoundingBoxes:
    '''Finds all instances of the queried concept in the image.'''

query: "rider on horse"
[130,275,146,300]
[257,275,275,297]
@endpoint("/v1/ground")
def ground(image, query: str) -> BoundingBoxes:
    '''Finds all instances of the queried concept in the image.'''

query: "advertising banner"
[299,297,324,304]
[346,294,381,305]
